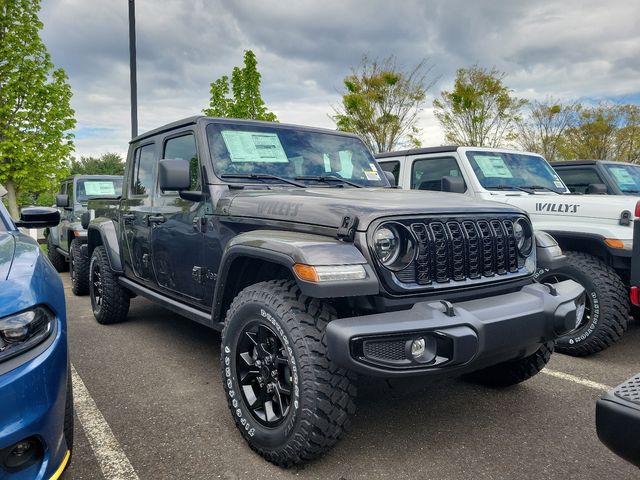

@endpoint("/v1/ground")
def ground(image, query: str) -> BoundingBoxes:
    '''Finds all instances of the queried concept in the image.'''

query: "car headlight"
[0,307,54,362]
[373,223,416,271]
[513,218,533,257]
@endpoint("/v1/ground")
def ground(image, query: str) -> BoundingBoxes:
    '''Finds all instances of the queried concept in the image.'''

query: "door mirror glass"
[159,159,191,191]
[442,175,466,194]
[383,170,396,186]
[56,194,69,208]
[15,207,60,229]
[587,183,607,194]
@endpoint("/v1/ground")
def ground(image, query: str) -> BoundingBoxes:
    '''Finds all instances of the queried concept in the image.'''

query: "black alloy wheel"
[90,260,103,312]
[236,322,293,426]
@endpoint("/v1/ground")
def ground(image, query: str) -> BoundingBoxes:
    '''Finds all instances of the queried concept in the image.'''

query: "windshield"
[206,123,387,187]
[466,151,567,193]
[75,178,123,203]
[604,163,640,193]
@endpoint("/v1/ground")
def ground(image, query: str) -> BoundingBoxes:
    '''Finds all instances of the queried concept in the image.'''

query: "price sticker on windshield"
[474,155,513,178]
[222,131,288,163]
[83,181,116,195]
[609,167,637,186]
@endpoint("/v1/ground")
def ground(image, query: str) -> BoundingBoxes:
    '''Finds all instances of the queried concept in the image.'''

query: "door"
[151,132,207,303]
[122,143,157,284]
[410,156,468,193]
[554,167,605,194]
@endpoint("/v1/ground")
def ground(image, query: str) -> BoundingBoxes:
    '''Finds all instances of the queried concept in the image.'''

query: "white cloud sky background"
[39,0,640,159]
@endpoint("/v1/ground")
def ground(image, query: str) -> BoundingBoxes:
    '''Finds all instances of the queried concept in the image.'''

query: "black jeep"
[84,116,583,465]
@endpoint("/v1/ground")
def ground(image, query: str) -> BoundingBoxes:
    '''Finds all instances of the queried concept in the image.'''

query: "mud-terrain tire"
[70,239,89,296]
[221,280,356,466]
[536,251,628,356]
[47,234,68,272]
[466,342,554,387]
[89,246,130,324]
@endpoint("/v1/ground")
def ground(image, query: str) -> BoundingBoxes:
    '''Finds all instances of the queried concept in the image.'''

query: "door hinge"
[336,215,358,242]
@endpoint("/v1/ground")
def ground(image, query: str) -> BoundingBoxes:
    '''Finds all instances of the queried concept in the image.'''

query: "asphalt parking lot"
[59,274,640,480]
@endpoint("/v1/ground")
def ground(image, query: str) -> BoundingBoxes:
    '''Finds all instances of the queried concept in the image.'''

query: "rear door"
[122,142,157,284]
[150,130,206,303]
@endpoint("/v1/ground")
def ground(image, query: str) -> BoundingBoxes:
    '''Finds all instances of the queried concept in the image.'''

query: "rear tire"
[89,246,130,324]
[47,234,68,272]
[70,239,89,296]
[221,280,356,466]
[537,251,629,356]
[466,342,554,387]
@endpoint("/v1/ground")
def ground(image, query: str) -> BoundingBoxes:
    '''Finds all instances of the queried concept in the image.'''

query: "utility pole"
[128,0,138,138]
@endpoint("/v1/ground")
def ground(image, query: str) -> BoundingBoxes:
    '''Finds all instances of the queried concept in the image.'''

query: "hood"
[0,233,16,280]
[495,193,638,221]
[221,188,524,230]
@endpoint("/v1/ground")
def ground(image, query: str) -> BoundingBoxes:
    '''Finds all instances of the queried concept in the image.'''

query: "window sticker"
[553,180,565,188]
[609,167,637,186]
[83,181,116,195]
[364,170,381,181]
[474,155,513,178]
[221,131,288,163]
[449,170,459,176]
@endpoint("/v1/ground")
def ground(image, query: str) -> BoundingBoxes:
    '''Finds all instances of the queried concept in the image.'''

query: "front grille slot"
[396,216,529,287]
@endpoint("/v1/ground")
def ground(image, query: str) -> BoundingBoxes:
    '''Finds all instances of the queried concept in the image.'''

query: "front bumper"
[326,280,583,377]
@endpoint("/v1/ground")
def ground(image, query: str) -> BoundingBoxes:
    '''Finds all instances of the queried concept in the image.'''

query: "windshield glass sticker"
[364,170,381,181]
[450,170,459,176]
[83,181,116,195]
[474,155,513,178]
[554,180,565,188]
[221,131,288,163]
[609,167,637,185]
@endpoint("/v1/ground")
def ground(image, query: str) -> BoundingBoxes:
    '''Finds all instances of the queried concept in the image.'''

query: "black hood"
[220,188,525,230]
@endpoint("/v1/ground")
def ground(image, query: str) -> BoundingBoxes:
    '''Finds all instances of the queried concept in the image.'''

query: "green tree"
[203,50,277,121]
[333,56,436,153]
[516,99,579,161]
[70,153,125,175]
[614,104,640,163]
[434,66,526,147]
[0,0,76,217]
[560,103,622,160]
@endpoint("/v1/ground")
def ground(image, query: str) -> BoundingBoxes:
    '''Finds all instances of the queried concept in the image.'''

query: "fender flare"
[87,219,123,273]
[211,230,379,323]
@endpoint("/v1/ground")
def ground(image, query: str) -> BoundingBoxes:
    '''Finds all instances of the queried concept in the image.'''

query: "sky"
[39,0,640,159]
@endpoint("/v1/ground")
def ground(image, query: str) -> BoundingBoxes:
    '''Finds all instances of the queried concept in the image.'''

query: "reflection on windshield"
[206,122,387,187]
[76,178,123,202]
[604,164,640,193]
[466,151,566,193]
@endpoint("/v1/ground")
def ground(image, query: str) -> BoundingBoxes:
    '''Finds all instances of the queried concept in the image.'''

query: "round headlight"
[514,218,533,256]
[373,223,416,271]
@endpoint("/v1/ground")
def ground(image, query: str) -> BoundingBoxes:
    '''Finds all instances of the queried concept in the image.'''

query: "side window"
[68,181,74,203]
[163,134,201,191]
[411,157,465,191]
[555,168,603,194]
[131,144,156,196]
[379,161,400,184]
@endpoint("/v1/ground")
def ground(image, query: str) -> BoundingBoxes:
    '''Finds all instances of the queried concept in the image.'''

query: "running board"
[118,277,215,329]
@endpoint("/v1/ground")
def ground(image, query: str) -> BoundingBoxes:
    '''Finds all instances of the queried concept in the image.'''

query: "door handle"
[147,215,166,225]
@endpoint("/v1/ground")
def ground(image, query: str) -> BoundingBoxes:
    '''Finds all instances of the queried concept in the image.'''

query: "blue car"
[0,195,72,479]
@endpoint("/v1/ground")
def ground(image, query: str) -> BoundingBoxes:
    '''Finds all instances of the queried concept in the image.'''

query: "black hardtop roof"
[130,116,361,144]
[375,146,460,159]
[63,174,123,181]
[551,159,640,167]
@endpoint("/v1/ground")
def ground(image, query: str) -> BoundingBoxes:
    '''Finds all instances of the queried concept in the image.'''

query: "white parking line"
[542,368,612,391]
[71,364,140,480]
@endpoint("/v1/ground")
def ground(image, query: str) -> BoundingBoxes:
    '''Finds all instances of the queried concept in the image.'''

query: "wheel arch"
[87,219,123,273]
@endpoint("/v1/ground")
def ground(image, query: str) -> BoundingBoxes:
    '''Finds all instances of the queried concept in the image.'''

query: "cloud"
[38,0,640,157]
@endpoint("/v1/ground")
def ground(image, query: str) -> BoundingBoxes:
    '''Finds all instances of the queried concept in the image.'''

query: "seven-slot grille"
[395,217,526,286]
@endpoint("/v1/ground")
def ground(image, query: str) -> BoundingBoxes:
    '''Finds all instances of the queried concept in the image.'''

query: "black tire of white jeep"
[465,341,554,387]
[70,239,89,296]
[221,280,356,467]
[89,246,130,324]
[47,234,68,272]
[536,251,629,356]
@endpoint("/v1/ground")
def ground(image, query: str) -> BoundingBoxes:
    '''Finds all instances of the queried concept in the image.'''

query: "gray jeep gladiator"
[46,174,122,295]
[84,116,584,465]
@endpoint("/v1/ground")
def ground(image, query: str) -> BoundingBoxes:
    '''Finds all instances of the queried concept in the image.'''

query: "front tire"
[537,251,629,356]
[466,342,554,387]
[221,280,356,466]
[89,246,130,324]
[47,234,68,272]
[70,239,89,296]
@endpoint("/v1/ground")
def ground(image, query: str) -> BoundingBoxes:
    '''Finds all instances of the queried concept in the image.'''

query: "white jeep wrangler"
[377,146,639,356]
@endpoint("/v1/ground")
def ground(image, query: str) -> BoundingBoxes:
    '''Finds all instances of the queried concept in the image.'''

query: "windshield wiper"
[220,173,306,188]
[519,185,562,194]
[294,175,362,188]
[622,189,640,193]
[486,184,536,194]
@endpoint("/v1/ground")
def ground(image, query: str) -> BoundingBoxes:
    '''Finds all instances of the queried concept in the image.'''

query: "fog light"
[1,436,43,471]
[11,441,32,457]
[411,338,426,358]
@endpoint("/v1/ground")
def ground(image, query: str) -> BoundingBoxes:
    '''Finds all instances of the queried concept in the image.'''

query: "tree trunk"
[5,180,19,219]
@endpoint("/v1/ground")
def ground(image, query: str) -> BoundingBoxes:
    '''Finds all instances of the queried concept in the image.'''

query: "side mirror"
[55,194,69,208]
[441,176,466,194]
[383,170,396,187]
[81,211,91,230]
[587,183,607,194]
[159,159,191,191]
[15,207,60,229]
